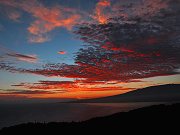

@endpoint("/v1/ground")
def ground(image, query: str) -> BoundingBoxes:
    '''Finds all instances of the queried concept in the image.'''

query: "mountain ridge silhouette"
[1,103,180,133]
[72,84,180,103]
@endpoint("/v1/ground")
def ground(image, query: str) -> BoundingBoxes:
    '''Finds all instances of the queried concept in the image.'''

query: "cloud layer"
[1,0,169,43]
[0,0,179,96]
[10,0,179,82]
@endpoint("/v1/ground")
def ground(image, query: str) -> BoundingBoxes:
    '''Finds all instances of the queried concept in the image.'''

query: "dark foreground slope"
[74,84,180,103]
[1,103,180,134]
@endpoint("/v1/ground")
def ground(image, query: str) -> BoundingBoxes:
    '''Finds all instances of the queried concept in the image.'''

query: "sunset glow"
[0,0,180,100]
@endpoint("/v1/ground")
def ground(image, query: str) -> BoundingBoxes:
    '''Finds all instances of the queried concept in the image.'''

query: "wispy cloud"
[6,10,21,22]
[0,89,53,95]
[12,81,76,90]
[28,35,50,43]
[0,45,38,63]
[11,80,132,93]
[6,53,38,63]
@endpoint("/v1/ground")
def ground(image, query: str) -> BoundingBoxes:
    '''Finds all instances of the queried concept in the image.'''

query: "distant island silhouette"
[73,84,180,103]
[1,103,180,133]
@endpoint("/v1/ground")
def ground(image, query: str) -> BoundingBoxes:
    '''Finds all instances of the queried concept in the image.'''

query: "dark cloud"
[34,80,75,85]
[71,0,180,82]
[0,45,38,63]
[0,62,17,73]
[6,53,38,63]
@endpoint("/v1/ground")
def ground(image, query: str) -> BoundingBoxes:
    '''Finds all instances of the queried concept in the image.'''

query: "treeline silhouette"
[0,103,180,134]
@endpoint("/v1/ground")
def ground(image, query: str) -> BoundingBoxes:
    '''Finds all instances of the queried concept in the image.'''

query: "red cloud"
[12,80,132,93]
[0,0,81,43]
[93,0,111,24]
[111,0,168,20]
[58,51,67,55]
[26,3,81,43]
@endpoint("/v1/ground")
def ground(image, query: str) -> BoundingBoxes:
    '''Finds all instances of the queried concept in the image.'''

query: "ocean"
[0,102,163,129]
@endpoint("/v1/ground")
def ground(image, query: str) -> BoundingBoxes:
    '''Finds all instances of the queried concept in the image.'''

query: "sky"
[0,0,179,101]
